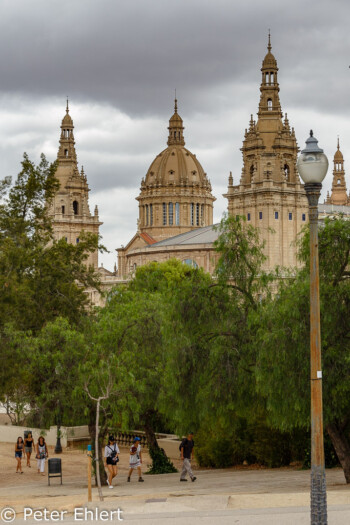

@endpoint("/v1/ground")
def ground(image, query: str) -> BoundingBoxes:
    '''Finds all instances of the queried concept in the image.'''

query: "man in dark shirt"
[179,432,196,482]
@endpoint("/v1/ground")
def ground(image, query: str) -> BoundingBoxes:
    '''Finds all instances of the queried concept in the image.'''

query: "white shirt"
[129,444,141,464]
[104,443,120,458]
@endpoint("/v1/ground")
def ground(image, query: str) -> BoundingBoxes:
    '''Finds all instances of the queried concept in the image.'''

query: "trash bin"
[48,458,62,486]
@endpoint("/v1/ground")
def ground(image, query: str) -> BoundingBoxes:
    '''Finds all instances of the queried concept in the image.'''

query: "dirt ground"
[0,441,185,489]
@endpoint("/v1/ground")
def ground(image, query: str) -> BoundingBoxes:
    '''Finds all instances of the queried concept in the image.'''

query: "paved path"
[12,506,350,524]
[1,441,349,524]
[1,468,350,523]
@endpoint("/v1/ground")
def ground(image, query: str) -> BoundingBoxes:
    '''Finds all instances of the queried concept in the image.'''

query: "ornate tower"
[324,139,349,206]
[48,102,102,268]
[136,99,215,241]
[224,36,308,269]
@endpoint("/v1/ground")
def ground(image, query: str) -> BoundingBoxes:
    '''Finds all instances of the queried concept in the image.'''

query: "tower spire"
[326,138,348,205]
[167,97,185,146]
[268,29,271,52]
[58,101,78,167]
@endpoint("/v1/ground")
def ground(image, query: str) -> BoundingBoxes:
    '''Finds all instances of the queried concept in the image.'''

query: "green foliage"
[214,214,274,305]
[0,154,101,333]
[256,217,350,430]
[195,418,306,469]
[146,447,177,474]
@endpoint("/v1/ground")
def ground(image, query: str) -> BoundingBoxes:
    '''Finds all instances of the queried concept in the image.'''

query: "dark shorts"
[106,457,118,466]
[15,452,22,458]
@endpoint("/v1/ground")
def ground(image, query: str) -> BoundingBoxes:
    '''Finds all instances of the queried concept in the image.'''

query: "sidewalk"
[0,442,349,521]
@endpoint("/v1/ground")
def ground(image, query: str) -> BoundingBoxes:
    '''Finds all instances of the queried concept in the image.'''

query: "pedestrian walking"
[179,432,196,482]
[15,437,24,473]
[104,435,120,489]
[127,437,144,482]
[24,432,35,468]
[36,436,48,475]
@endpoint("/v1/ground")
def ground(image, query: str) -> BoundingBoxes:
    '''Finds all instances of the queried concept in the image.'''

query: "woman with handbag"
[36,436,48,475]
[104,435,120,489]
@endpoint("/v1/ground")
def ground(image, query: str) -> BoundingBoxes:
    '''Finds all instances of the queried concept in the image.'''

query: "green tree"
[0,153,102,414]
[256,217,350,482]
[0,153,102,332]
[159,217,273,440]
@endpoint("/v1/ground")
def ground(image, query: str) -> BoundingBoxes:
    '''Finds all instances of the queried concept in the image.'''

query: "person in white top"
[127,437,144,482]
[104,435,120,489]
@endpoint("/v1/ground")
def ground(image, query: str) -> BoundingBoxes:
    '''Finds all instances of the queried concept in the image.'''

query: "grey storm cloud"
[1,0,349,116]
[1,0,350,268]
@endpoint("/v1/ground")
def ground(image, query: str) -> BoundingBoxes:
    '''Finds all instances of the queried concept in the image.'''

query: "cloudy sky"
[1,0,350,268]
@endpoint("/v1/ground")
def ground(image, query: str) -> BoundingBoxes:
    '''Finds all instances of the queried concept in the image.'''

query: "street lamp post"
[54,399,62,454]
[297,131,328,525]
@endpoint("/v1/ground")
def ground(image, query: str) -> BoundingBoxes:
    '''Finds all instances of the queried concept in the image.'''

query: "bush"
[194,417,309,469]
[146,447,178,474]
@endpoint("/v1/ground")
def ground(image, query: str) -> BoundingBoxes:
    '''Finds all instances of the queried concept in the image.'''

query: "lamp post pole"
[305,181,327,524]
[55,400,62,454]
[297,131,328,525]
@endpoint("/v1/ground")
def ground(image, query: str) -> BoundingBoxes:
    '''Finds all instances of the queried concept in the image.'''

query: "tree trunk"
[326,422,350,483]
[143,419,160,451]
[88,418,108,487]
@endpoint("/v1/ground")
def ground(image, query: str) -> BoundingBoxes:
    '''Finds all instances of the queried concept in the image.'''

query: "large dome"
[137,100,215,241]
[144,145,211,190]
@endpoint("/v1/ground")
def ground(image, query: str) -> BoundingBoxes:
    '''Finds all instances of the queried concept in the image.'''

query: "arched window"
[183,259,198,269]
[250,165,255,181]
[284,164,290,180]
[145,205,149,226]
[267,99,273,111]
[168,202,173,225]
[191,203,194,226]
[201,204,204,224]
[64,149,68,157]
[196,203,200,226]
[270,72,274,83]
[73,201,78,215]
[265,72,269,84]
[338,179,341,185]
[150,204,153,226]
[163,203,167,225]
[61,205,65,215]
[175,202,180,225]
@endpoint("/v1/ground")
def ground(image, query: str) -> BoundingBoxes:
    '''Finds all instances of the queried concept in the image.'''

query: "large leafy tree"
[256,217,350,482]
[0,154,102,409]
[0,153,101,332]
[160,216,274,437]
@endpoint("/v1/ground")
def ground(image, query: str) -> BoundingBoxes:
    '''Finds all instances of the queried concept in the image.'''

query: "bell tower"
[224,35,309,270]
[48,102,102,269]
[325,139,349,206]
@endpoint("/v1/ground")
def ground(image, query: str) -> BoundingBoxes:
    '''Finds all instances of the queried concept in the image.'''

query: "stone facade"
[50,38,350,299]
[48,102,102,269]
[224,36,309,270]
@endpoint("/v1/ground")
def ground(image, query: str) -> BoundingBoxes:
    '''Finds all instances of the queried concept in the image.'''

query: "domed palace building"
[117,100,217,276]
